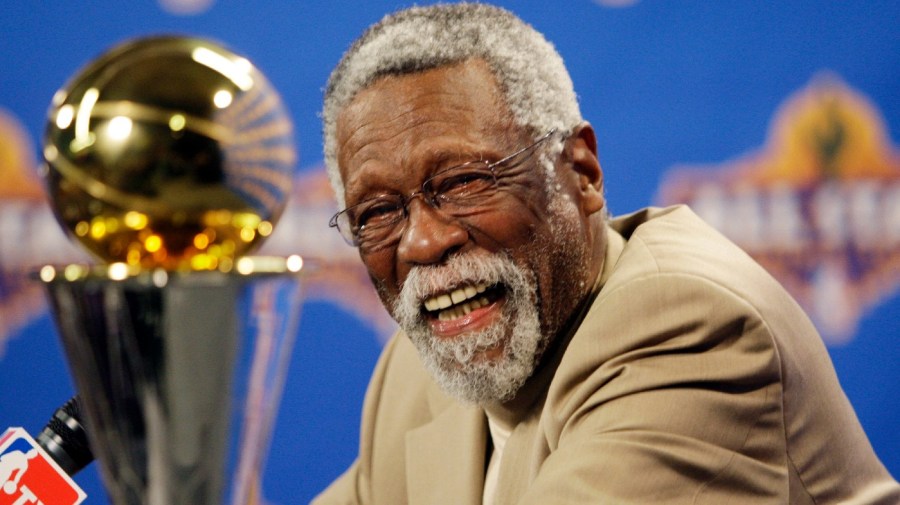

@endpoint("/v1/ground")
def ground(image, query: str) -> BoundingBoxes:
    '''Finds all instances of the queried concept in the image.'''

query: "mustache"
[394,251,526,315]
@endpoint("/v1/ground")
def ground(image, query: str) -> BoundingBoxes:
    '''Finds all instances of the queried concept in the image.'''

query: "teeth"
[424,283,492,320]
[434,296,492,321]
[436,294,453,309]
[450,289,466,304]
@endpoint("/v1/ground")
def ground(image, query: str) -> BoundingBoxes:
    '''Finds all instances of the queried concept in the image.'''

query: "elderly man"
[314,3,899,504]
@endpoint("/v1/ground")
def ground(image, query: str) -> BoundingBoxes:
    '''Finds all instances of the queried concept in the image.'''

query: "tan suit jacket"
[313,205,900,504]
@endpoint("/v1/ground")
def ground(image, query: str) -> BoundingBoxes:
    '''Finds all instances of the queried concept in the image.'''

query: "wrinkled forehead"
[335,60,524,181]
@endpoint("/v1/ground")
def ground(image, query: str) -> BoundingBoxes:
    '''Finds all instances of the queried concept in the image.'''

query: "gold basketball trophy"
[38,36,304,504]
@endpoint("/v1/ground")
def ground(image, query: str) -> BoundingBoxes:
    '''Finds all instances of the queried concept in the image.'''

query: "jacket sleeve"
[518,272,788,504]
[311,459,364,505]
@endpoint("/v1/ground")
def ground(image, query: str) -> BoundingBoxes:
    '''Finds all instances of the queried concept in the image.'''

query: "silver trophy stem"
[41,261,304,504]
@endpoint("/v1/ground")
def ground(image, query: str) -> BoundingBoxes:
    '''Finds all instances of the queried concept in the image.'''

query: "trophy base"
[39,257,306,505]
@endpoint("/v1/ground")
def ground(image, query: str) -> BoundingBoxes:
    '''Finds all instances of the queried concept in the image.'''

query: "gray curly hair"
[322,2,583,207]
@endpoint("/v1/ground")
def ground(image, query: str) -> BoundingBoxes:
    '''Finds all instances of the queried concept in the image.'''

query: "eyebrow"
[343,139,505,204]
[419,141,505,169]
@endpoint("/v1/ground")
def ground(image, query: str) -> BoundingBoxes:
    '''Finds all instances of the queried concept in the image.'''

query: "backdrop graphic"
[0,1,897,503]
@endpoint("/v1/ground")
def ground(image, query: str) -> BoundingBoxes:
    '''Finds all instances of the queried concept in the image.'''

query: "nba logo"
[0,428,86,505]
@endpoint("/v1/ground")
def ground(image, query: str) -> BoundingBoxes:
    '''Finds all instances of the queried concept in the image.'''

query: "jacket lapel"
[406,400,487,505]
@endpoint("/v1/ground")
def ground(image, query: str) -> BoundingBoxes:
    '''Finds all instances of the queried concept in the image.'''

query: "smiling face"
[335,59,606,404]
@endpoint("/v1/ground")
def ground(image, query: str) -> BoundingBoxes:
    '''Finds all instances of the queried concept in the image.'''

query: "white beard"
[392,252,545,404]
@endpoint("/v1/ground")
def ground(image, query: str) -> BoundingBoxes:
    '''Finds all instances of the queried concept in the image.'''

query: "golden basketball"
[43,36,295,271]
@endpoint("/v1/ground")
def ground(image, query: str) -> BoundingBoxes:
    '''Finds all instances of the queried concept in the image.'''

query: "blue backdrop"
[0,1,897,503]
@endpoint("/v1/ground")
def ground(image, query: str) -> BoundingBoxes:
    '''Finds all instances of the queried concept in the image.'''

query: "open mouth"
[422,282,503,321]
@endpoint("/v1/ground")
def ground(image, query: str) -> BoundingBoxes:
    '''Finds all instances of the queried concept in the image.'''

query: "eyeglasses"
[330,128,559,250]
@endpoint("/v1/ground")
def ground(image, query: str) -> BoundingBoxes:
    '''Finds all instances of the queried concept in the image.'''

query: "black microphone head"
[36,396,94,476]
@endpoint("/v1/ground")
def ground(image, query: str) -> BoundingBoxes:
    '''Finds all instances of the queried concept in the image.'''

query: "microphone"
[35,396,94,476]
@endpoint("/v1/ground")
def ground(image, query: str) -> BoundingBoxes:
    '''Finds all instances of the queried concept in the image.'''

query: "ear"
[567,122,605,216]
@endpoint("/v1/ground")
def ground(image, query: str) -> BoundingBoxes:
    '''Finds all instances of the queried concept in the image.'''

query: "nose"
[397,199,468,265]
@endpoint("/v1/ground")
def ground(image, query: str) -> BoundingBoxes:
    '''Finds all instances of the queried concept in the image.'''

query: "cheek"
[471,190,552,249]
[361,251,400,304]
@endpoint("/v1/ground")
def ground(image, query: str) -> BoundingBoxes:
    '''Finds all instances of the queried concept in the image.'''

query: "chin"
[393,250,545,403]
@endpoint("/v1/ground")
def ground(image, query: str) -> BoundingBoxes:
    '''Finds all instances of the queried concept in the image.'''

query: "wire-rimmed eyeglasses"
[329,128,559,250]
